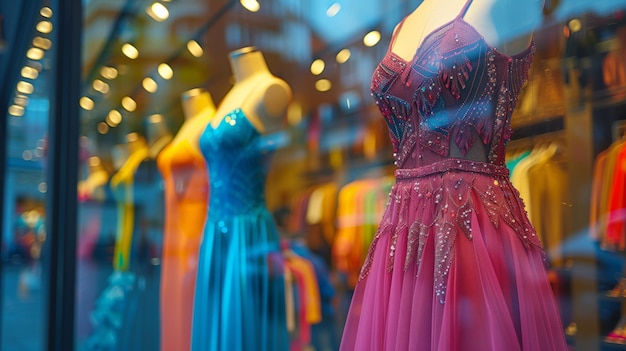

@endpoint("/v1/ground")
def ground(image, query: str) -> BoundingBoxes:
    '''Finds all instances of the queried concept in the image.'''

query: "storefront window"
[1,1,55,350]
[4,0,626,350]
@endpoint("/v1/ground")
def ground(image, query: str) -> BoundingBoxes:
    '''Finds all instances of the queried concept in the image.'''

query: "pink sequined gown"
[340,1,568,350]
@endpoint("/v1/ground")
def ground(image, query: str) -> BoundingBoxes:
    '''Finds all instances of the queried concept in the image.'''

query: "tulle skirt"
[340,162,568,351]
[191,209,288,351]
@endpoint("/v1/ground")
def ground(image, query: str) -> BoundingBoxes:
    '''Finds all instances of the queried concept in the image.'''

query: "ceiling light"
[187,40,203,57]
[80,96,94,110]
[29,61,43,71]
[142,77,158,93]
[17,81,34,94]
[122,43,139,59]
[36,21,53,34]
[240,0,260,12]
[315,79,332,92]
[97,122,109,135]
[21,66,39,79]
[310,59,325,75]
[147,2,169,21]
[14,95,29,107]
[92,79,110,94]
[158,63,173,79]
[100,66,118,80]
[33,37,52,50]
[26,47,45,60]
[121,96,137,112]
[336,49,351,64]
[327,3,341,17]
[568,18,582,33]
[9,105,25,117]
[40,7,53,18]
[363,30,381,47]
[106,110,123,127]
[22,150,33,161]
[149,114,163,123]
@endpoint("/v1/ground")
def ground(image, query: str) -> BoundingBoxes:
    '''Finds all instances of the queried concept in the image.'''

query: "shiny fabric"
[340,0,568,349]
[191,109,288,351]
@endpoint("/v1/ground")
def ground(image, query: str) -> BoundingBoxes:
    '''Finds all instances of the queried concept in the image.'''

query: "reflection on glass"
[2,5,53,349]
[80,96,94,111]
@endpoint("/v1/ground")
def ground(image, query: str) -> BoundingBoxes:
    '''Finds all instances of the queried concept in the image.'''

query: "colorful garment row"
[287,182,338,257]
[332,177,394,289]
[590,139,626,251]
[281,239,338,350]
[508,141,568,266]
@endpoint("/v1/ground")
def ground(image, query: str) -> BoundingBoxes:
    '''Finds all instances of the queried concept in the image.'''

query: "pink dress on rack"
[340,1,568,350]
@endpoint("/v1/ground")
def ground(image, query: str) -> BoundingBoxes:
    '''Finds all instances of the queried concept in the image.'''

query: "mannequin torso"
[210,47,291,133]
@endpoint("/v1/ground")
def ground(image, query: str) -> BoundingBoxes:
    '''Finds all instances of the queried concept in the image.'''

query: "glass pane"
[71,1,626,351]
[2,1,53,350]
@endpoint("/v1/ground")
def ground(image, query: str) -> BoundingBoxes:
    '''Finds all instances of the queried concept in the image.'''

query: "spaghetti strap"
[458,0,473,18]
[388,16,409,53]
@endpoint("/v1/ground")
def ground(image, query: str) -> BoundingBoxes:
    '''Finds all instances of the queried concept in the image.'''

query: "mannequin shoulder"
[259,78,292,118]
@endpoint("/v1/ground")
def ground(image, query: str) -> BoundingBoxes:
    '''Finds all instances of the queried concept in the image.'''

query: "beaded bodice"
[371,1,535,168]
[199,109,271,220]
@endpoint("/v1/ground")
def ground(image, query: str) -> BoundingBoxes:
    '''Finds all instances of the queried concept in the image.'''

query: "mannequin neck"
[181,88,216,119]
[229,47,272,83]
[87,156,108,176]
[126,133,148,155]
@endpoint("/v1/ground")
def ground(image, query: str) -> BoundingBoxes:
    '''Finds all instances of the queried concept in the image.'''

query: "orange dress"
[157,140,209,351]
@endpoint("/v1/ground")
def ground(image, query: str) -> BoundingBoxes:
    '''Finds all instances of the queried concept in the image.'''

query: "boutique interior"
[4,0,626,350]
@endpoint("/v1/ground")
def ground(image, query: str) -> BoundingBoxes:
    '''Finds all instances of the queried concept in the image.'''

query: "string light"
[142,77,158,93]
[121,96,137,112]
[315,79,332,92]
[363,31,381,47]
[36,21,53,34]
[26,47,45,60]
[122,43,139,59]
[158,63,173,79]
[240,0,260,12]
[147,2,169,21]
[100,66,118,80]
[187,40,203,57]
[17,81,34,95]
[21,66,39,79]
[9,105,25,117]
[80,97,94,110]
[336,49,351,64]
[310,59,325,75]
[327,3,341,17]
[40,7,53,18]
[97,122,109,134]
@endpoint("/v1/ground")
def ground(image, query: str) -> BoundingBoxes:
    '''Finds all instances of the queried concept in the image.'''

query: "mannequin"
[147,114,173,159]
[157,88,216,351]
[110,132,150,271]
[78,156,109,201]
[340,0,568,350]
[210,46,291,133]
[191,47,292,351]
[77,156,109,258]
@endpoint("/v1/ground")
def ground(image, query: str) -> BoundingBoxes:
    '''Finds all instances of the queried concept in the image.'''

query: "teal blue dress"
[192,108,288,351]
